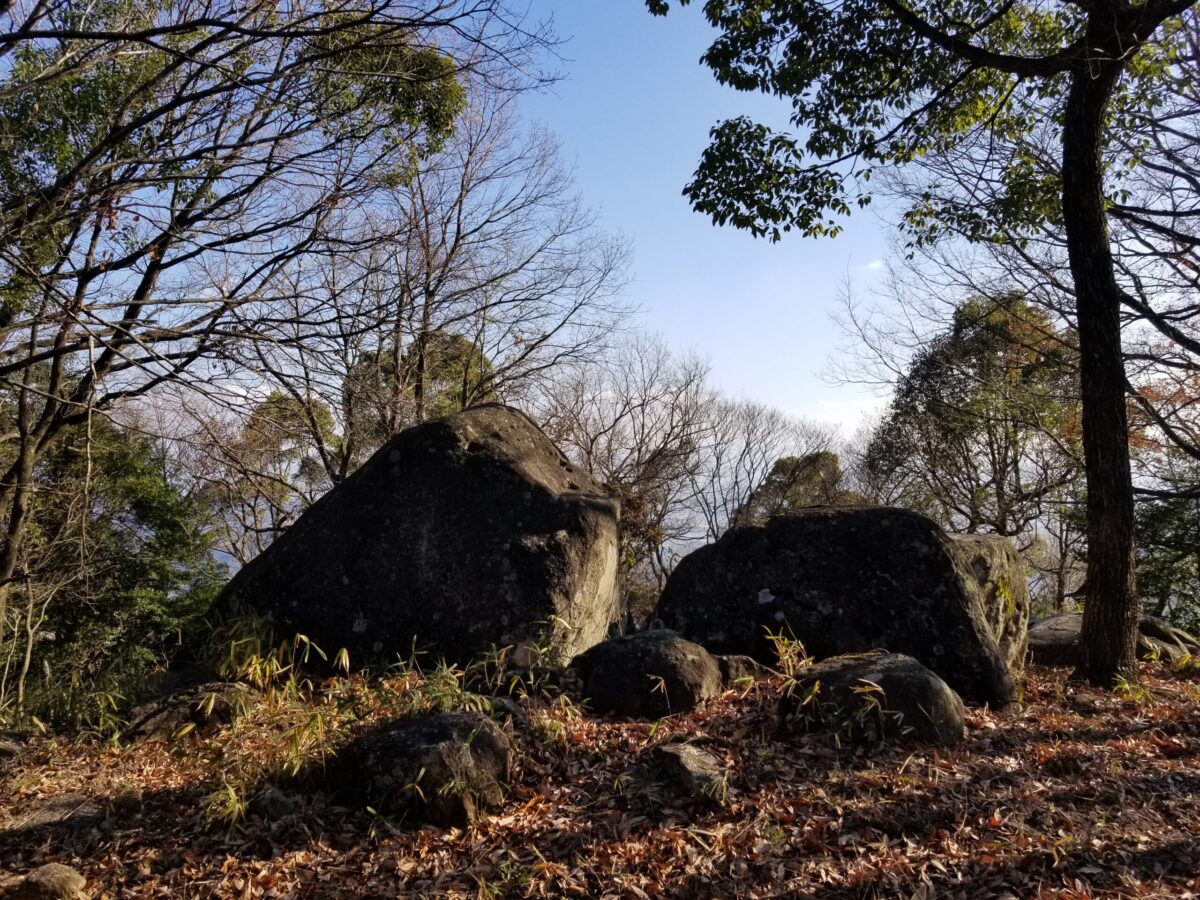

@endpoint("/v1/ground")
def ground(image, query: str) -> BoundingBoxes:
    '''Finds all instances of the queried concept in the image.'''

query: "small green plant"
[611,771,631,795]
[761,819,788,850]
[779,675,821,714]
[472,876,503,900]
[4,673,136,737]
[647,673,669,710]
[403,767,428,803]
[528,694,581,748]
[88,689,128,745]
[365,805,402,840]
[764,627,811,677]
[214,616,326,693]
[472,855,533,898]
[702,768,730,804]
[647,717,665,741]
[530,615,571,669]
[1113,675,1152,704]
[465,644,513,697]
[280,710,332,776]
[848,679,909,740]
[1172,653,1200,676]
[780,675,906,744]
[203,775,250,827]
[497,857,532,891]
[414,660,487,714]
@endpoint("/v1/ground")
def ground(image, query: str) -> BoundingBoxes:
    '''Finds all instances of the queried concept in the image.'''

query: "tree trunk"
[413,329,428,422]
[1055,524,1069,613]
[1061,39,1139,686]
[413,292,433,422]
[0,390,39,643]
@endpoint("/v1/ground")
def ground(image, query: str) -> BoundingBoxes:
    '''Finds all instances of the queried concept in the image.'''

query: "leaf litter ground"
[1,664,1198,898]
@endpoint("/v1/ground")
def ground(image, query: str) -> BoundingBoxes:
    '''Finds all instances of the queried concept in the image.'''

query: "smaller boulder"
[490,696,529,729]
[780,652,965,746]
[12,863,86,899]
[14,795,103,833]
[125,682,258,743]
[109,789,144,816]
[250,785,304,821]
[1028,613,1200,667]
[323,712,511,827]
[570,630,722,719]
[1026,614,1084,666]
[0,736,24,762]
[1137,616,1200,664]
[654,743,728,804]
[717,655,779,686]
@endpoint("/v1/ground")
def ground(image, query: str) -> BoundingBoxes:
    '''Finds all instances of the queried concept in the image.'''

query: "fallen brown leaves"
[2,665,1199,899]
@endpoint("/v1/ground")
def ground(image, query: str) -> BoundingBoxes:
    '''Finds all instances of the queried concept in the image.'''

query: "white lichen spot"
[352,613,368,634]
[757,589,775,605]
[774,610,787,622]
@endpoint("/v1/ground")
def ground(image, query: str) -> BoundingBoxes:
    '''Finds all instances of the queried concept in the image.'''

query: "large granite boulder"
[217,405,620,667]
[1028,612,1200,666]
[570,630,722,718]
[656,507,1027,708]
[779,652,965,746]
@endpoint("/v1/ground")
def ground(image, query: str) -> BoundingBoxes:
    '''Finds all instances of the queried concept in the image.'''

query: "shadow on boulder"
[314,711,512,827]
[124,682,259,744]
[570,630,722,719]
[1028,613,1200,667]
[215,405,621,669]
[658,507,1026,708]
[779,652,966,746]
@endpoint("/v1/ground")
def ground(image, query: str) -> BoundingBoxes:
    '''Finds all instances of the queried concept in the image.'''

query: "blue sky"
[519,0,893,434]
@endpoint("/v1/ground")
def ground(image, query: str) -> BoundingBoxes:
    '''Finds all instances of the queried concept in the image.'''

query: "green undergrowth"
[195,618,580,826]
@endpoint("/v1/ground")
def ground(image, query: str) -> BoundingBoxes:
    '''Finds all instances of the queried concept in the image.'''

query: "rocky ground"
[2,663,1199,899]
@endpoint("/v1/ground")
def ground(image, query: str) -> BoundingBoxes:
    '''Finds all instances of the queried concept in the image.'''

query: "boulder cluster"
[142,404,1189,830]
[216,405,1028,700]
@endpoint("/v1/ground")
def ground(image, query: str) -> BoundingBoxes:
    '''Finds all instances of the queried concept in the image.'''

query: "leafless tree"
[535,333,712,597]
[533,334,836,619]
[0,0,552,643]
[688,398,837,543]
[174,88,628,559]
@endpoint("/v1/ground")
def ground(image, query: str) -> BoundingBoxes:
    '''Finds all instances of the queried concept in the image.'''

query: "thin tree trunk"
[413,293,433,422]
[1055,524,1069,613]
[1062,37,1139,686]
[15,577,35,712]
[0,385,40,641]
